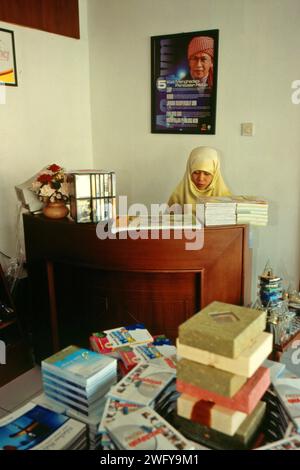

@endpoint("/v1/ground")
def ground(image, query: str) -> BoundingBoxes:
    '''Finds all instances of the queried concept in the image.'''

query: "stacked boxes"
[235,196,268,226]
[175,301,273,449]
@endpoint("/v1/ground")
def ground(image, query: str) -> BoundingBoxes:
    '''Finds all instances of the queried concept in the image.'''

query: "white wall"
[87,0,300,298]
[0,0,93,257]
[1,0,299,298]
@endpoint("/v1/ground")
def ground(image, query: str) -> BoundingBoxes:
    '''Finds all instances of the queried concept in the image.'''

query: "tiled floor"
[0,366,42,416]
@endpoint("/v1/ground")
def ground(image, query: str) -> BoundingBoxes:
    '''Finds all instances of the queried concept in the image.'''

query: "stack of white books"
[0,401,87,450]
[235,196,268,226]
[98,397,143,450]
[273,374,300,433]
[41,345,117,417]
[105,406,195,450]
[108,362,176,407]
[197,197,237,226]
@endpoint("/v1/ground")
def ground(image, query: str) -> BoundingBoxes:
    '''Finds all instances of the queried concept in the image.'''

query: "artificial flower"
[31,164,70,202]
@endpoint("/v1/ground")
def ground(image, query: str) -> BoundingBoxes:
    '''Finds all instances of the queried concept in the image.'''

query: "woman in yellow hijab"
[168,146,231,211]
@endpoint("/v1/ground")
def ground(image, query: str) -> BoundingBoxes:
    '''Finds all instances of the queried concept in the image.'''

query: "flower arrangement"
[31,164,69,202]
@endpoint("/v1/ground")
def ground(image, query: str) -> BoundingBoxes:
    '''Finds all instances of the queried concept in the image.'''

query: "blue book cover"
[0,404,69,450]
[42,345,116,385]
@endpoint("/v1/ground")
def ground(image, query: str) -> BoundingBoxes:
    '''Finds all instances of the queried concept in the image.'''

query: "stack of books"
[98,397,143,450]
[32,391,106,450]
[196,197,237,226]
[90,323,175,379]
[97,360,178,449]
[195,196,269,227]
[90,323,154,356]
[34,390,108,450]
[108,362,176,407]
[41,345,117,417]
[65,396,107,450]
[257,434,300,450]
[89,324,178,449]
[103,405,195,450]
[0,401,87,450]
[98,380,179,450]
[175,301,273,449]
[272,370,300,434]
[260,383,296,445]
[116,335,176,376]
[235,196,268,226]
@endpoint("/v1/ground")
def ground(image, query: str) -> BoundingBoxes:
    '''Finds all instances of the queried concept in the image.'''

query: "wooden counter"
[23,214,251,361]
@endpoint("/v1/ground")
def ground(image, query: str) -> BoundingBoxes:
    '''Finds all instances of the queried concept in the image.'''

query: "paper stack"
[108,362,175,407]
[196,197,237,226]
[104,405,195,450]
[235,196,268,226]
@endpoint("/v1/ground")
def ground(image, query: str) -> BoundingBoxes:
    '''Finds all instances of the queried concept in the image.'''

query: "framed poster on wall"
[151,29,218,134]
[0,28,18,86]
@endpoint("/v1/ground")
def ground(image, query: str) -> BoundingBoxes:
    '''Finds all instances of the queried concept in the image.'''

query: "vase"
[42,200,69,219]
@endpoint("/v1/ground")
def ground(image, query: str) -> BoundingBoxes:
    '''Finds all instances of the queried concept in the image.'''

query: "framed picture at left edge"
[0,28,18,86]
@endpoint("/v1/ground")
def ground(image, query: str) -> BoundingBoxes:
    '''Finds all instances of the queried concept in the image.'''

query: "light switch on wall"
[241,122,254,136]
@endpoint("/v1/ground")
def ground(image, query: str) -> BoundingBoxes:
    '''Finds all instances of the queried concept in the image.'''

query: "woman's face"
[191,170,213,190]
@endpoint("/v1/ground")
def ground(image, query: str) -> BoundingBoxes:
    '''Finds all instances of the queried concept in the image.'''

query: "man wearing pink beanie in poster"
[186,36,214,88]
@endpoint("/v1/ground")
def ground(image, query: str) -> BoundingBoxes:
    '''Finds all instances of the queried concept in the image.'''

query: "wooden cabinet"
[23,214,251,362]
[0,264,33,386]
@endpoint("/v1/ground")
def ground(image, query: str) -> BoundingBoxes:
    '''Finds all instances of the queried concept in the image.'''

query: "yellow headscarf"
[168,146,231,210]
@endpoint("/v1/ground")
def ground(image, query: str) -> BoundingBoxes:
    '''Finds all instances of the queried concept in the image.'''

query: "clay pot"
[43,200,69,219]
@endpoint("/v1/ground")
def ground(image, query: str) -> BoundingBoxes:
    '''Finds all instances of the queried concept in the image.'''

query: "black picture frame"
[151,29,219,134]
[0,28,18,86]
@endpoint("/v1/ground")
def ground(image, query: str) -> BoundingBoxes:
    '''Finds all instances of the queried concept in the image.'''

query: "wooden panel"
[0,0,80,39]
[52,268,198,347]
[86,271,198,343]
